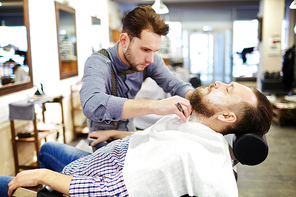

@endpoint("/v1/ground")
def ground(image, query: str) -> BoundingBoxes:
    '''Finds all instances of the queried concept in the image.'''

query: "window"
[232,20,259,78]
[189,32,214,84]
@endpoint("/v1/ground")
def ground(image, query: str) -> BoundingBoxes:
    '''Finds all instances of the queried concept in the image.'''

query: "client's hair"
[225,88,273,135]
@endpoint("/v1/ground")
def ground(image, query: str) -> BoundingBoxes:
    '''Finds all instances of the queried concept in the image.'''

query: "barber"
[80,5,194,148]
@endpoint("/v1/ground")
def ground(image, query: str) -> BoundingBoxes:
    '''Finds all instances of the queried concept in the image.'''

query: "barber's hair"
[122,5,169,39]
[224,88,273,135]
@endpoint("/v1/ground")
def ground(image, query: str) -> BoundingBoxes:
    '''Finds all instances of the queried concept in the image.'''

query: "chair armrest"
[37,186,63,197]
[13,185,43,197]
[12,185,63,197]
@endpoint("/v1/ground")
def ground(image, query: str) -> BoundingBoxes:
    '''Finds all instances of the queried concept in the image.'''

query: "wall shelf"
[9,95,65,174]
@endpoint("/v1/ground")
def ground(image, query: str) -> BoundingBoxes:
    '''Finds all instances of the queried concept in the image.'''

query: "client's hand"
[88,130,115,146]
[8,169,44,196]
[8,169,72,196]
[88,130,134,147]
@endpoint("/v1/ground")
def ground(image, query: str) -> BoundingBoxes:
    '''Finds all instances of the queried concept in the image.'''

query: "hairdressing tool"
[175,102,184,115]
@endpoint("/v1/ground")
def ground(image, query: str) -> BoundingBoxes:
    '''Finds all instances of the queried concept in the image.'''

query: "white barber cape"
[123,115,238,197]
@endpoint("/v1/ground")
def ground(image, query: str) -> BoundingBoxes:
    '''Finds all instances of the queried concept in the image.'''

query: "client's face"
[190,81,257,117]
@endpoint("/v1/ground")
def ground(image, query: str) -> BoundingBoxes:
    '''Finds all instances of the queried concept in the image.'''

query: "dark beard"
[123,44,140,72]
[190,87,216,118]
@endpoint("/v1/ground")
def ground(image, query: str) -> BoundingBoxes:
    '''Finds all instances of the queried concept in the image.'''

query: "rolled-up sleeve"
[80,53,126,122]
[65,136,131,196]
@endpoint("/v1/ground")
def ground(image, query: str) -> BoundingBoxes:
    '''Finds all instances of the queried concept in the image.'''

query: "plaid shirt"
[62,136,131,196]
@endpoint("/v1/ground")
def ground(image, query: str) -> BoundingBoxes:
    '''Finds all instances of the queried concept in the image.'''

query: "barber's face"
[124,29,161,72]
[194,81,257,111]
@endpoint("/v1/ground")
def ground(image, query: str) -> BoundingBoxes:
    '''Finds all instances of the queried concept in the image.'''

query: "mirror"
[55,1,78,80]
[0,0,33,96]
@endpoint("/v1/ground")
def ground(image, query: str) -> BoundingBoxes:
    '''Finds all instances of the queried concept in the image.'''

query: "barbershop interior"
[0,0,296,196]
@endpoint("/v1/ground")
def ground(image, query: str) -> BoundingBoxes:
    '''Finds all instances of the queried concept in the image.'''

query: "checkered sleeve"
[69,171,128,196]
[63,136,131,196]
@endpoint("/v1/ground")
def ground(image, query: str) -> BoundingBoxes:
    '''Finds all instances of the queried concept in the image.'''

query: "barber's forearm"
[122,96,192,122]
[122,99,154,119]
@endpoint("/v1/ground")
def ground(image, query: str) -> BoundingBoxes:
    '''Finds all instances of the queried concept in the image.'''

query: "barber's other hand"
[8,169,44,196]
[154,96,192,122]
[88,130,116,146]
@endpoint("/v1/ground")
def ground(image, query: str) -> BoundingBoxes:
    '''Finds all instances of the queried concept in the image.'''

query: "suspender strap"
[98,49,117,96]
[97,49,147,97]
[143,66,147,80]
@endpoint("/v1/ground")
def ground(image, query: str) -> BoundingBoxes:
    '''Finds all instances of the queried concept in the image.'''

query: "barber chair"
[230,132,268,182]
[232,132,268,166]
[13,132,268,197]
[12,186,62,197]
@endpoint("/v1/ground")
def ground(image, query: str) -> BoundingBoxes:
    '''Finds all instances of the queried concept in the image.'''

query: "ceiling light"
[152,0,169,15]
[0,2,2,7]
[290,0,296,9]
[203,25,214,32]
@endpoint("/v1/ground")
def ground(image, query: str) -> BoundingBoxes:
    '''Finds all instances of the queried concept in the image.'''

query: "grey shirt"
[80,42,193,131]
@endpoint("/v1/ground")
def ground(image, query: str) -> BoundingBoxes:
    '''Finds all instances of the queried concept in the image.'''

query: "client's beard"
[190,87,216,118]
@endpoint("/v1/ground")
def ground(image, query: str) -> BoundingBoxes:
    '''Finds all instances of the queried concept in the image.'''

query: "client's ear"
[217,112,237,123]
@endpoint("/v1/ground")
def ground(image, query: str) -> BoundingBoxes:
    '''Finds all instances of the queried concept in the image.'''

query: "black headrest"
[232,133,268,166]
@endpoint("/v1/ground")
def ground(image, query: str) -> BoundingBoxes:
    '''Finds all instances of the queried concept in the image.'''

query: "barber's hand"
[154,96,192,122]
[8,169,43,196]
[88,130,116,146]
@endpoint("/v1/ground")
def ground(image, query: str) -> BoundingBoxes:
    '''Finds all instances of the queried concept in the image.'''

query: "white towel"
[123,115,238,197]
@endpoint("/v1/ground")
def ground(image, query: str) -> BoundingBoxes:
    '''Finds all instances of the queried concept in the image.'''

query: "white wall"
[257,0,285,89]
[262,0,285,72]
